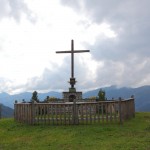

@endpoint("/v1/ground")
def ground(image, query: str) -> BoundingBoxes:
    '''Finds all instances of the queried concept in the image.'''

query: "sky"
[0,0,150,94]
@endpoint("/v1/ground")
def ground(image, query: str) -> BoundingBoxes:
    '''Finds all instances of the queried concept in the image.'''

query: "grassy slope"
[0,112,150,150]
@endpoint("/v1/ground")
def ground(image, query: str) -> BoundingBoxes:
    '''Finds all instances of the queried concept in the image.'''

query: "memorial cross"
[56,40,90,89]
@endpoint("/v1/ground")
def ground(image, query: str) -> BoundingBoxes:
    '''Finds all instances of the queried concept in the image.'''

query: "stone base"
[69,88,76,92]
[63,91,82,102]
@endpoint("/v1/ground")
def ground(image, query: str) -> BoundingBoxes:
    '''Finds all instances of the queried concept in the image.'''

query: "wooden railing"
[14,97,135,125]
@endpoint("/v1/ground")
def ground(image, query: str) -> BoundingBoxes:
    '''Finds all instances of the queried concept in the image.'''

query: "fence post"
[131,95,135,118]
[14,100,18,121]
[0,104,2,119]
[31,101,35,125]
[73,99,78,125]
[119,97,122,124]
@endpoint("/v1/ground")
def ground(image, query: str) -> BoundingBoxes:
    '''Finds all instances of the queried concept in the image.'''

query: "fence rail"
[14,98,135,125]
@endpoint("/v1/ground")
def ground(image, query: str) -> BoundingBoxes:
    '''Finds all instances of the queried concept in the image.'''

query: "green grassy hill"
[0,112,150,150]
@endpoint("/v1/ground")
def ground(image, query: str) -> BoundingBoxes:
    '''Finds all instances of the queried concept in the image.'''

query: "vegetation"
[31,91,39,102]
[87,96,97,101]
[44,96,58,103]
[98,89,106,101]
[0,112,150,150]
[86,89,106,101]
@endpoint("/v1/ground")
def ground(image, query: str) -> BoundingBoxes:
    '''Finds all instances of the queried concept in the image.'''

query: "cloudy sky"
[0,0,150,94]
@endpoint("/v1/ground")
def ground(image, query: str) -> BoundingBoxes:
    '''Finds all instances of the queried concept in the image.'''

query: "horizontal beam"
[56,50,90,53]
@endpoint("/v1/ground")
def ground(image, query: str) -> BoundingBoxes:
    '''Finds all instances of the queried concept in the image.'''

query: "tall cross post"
[56,40,90,91]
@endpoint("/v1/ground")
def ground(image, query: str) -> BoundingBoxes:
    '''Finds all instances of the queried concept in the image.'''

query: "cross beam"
[56,39,90,88]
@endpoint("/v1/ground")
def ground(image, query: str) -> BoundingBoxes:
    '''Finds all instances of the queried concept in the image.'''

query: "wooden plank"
[93,104,96,124]
[51,104,54,125]
[69,104,71,125]
[44,104,46,125]
[25,104,28,124]
[47,104,49,124]
[16,104,19,122]
[24,104,27,124]
[106,103,108,123]
[97,103,100,124]
[64,104,66,125]
[119,98,122,124]
[110,103,113,122]
[40,104,42,124]
[89,104,92,124]
[114,103,117,123]
[49,105,52,125]
[101,103,104,124]
[81,104,84,124]
[54,104,58,125]
[37,105,40,125]
[21,104,23,123]
[85,103,88,124]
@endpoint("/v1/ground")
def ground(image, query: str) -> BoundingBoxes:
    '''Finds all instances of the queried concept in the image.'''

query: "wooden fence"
[14,97,135,125]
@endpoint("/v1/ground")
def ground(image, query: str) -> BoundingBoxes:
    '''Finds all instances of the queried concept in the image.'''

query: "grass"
[0,112,150,150]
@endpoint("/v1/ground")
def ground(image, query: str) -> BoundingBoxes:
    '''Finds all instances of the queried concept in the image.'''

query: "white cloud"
[0,0,150,94]
[60,0,150,88]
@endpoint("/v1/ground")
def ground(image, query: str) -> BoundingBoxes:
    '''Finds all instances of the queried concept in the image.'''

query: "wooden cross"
[56,40,90,88]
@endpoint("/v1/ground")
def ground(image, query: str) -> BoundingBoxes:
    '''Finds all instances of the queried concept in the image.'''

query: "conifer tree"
[98,89,106,101]
[31,91,39,102]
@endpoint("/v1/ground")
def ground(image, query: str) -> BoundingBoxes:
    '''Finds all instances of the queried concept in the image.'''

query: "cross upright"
[56,40,90,91]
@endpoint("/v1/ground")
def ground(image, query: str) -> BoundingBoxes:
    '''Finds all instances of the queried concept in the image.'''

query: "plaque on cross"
[56,40,90,91]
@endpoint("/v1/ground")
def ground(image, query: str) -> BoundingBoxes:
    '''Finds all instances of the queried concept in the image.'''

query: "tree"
[31,91,39,102]
[98,89,106,101]
[44,96,50,102]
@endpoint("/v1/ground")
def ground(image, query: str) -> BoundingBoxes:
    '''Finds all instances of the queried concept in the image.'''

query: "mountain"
[83,85,150,112]
[0,104,14,118]
[0,91,61,108]
[0,86,150,112]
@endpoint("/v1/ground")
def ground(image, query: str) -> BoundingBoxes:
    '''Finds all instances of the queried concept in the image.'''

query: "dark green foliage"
[31,91,39,102]
[44,96,58,103]
[98,89,106,101]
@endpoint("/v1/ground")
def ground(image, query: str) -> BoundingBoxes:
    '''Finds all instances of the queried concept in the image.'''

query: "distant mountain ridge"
[0,85,150,112]
[83,85,150,112]
[0,104,14,118]
[0,91,62,108]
